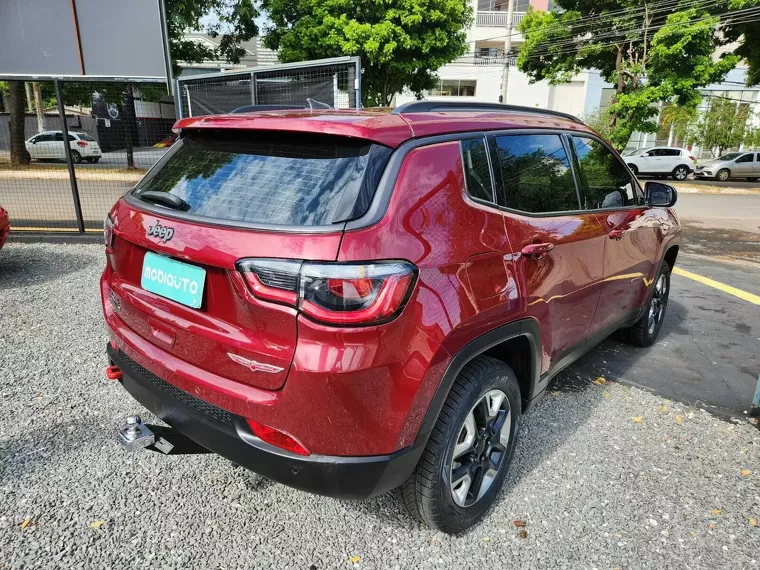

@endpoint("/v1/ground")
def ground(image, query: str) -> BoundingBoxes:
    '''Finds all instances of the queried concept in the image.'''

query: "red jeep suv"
[101,101,680,533]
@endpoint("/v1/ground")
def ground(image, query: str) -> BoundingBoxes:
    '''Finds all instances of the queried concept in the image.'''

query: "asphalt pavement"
[0,243,758,569]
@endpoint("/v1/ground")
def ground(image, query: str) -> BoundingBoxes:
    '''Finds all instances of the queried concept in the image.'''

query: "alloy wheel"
[647,273,668,335]
[450,389,511,507]
[674,167,688,180]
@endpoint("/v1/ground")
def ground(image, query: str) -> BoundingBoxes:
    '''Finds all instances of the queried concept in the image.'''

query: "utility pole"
[499,0,516,104]
[33,82,45,133]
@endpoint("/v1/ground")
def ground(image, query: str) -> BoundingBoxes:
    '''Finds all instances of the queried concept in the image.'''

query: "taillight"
[236,259,417,326]
[77,140,87,148]
[104,214,115,248]
[246,418,310,455]
[689,155,695,162]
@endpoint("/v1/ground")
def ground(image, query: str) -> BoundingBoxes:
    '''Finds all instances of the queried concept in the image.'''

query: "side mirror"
[645,181,677,207]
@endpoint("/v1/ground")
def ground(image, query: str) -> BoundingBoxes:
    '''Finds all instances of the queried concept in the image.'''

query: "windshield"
[716,152,742,161]
[622,147,651,156]
[132,131,391,227]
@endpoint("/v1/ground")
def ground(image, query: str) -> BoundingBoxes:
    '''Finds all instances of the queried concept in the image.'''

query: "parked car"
[25,131,102,164]
[622,146,695,180]
[101,101,681,533]
[694,151,760,181]
[0,205,9,251]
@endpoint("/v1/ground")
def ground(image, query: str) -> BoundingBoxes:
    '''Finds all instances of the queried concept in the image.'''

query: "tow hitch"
[117,415,210,455]
[117,415,155,450]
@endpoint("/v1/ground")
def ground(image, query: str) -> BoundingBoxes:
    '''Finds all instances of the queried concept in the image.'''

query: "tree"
[693,97,751,156]
[165,0,259,74]
[261,0,473,106]
[720,0,760,86]
[517,1,739,149]
[659,104,698,147]
[7,82,30,166]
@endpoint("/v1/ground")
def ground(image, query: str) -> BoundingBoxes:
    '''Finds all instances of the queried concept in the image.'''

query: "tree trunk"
[24,83,33,112]
[8,82,31,166]
[33,82,45,134]
[121,86,136,169]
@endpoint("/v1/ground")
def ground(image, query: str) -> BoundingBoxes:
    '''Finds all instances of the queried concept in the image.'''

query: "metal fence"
[177,56,362,117]
[0,57,362,234]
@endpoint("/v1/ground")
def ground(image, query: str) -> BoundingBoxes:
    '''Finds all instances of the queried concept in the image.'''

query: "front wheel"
[672,165,689,181]
[627,164,639,176]
[620,263,671,347]
[402,356,521,534]
[716,168,730,182]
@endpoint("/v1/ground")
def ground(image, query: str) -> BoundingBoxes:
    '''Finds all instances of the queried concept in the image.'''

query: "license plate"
[141,252,206,308]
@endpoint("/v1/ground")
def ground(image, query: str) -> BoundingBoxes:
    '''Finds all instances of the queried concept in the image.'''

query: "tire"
[401,356,521,534]
[716,168,730,182]
[672,165,689,181]
[747,177,758,182]
[70,150,82,164]
[619,262,671,347]
[627,164,638,176]
[91,157,100,163]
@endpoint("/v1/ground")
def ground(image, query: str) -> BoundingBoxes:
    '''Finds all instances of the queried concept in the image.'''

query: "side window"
[68,134,76,141]
[490,133,579,213]
[756,153,760,162]
[461,138,494,203]
[663,149,680,156]
[53,133,64,142]
[736,153,753,163]
[572,136,641,209]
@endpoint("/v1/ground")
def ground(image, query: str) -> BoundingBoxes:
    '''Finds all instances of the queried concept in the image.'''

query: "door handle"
[608,228,626,240]
[521,243,554,257]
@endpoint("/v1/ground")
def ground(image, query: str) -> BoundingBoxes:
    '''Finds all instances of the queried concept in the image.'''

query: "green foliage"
[720,0,760,86]
[693,97,752,156]
[745,121,760,148]
[517,1,740,150]
[659,104,699,145]
[165,0,259,73]
[261,0,473,106]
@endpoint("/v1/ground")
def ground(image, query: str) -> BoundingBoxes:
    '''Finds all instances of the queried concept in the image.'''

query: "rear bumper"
[108,343,424,500]
[0,213,9,250]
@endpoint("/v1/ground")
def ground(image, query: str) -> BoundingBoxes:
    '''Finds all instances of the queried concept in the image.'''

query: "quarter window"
[572,136,641,209]
[490,134,579,213]
[461,138,495,203]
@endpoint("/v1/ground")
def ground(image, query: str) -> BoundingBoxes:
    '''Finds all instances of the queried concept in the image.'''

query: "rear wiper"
[138,191,188,211]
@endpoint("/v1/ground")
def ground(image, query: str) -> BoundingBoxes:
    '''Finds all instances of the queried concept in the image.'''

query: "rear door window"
[132,131,391,227]
[489,133,579,213]
[571,136,642,209]
[461,138,495,203]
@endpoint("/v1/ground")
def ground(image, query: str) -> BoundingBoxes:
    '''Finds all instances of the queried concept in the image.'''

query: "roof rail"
[391,100,582,124]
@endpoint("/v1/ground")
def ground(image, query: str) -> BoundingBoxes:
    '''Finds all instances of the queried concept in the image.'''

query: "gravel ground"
[1,243,759,570]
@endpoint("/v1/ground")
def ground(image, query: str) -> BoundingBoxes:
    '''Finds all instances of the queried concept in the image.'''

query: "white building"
[394,0,760,153]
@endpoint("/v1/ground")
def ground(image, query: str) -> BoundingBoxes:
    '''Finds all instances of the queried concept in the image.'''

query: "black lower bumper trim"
[108,344,423,500]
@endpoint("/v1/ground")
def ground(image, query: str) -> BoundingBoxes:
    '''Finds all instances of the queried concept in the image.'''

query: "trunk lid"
[106,129,391,391]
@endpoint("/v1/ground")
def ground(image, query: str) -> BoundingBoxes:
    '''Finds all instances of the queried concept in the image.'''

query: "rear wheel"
[70,150,82,164]
[716,168,730,182]
[672,165,689,181]
[402,356,521,534]
[620,262,671,347]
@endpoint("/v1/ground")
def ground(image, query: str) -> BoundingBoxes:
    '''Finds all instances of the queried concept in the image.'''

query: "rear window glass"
[132,131,391,227]
[76,132,96,142]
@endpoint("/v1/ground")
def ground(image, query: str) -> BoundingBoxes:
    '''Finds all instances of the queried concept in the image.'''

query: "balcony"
[452,52,517,66]
[476,11,525,27]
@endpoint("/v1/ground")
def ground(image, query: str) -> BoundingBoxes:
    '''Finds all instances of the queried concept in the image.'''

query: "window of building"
[428,80,477,97]
[490,133,580,213]
[572,136,641,209]
[461,138,495,203]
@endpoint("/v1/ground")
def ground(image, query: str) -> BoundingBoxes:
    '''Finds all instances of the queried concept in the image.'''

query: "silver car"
[694,151,760,181]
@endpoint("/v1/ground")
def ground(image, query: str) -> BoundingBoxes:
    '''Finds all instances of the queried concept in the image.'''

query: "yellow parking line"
[672,266,760,306]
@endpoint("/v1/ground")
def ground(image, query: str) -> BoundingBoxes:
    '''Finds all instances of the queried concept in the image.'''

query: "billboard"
[0,0,170,81]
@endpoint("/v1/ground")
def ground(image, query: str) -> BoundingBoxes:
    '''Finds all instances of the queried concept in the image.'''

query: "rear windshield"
[76,132,96,142]
[132,131,391,227]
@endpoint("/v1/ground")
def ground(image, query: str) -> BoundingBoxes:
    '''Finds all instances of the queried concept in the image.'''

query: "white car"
[25,131,102,164]
[622,146,695,180]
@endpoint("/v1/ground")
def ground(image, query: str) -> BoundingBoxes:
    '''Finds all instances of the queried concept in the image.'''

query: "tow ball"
[117,415,155,451]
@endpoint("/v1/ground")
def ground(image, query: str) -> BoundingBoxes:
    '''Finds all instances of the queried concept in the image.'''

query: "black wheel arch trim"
[413,319,541,447]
